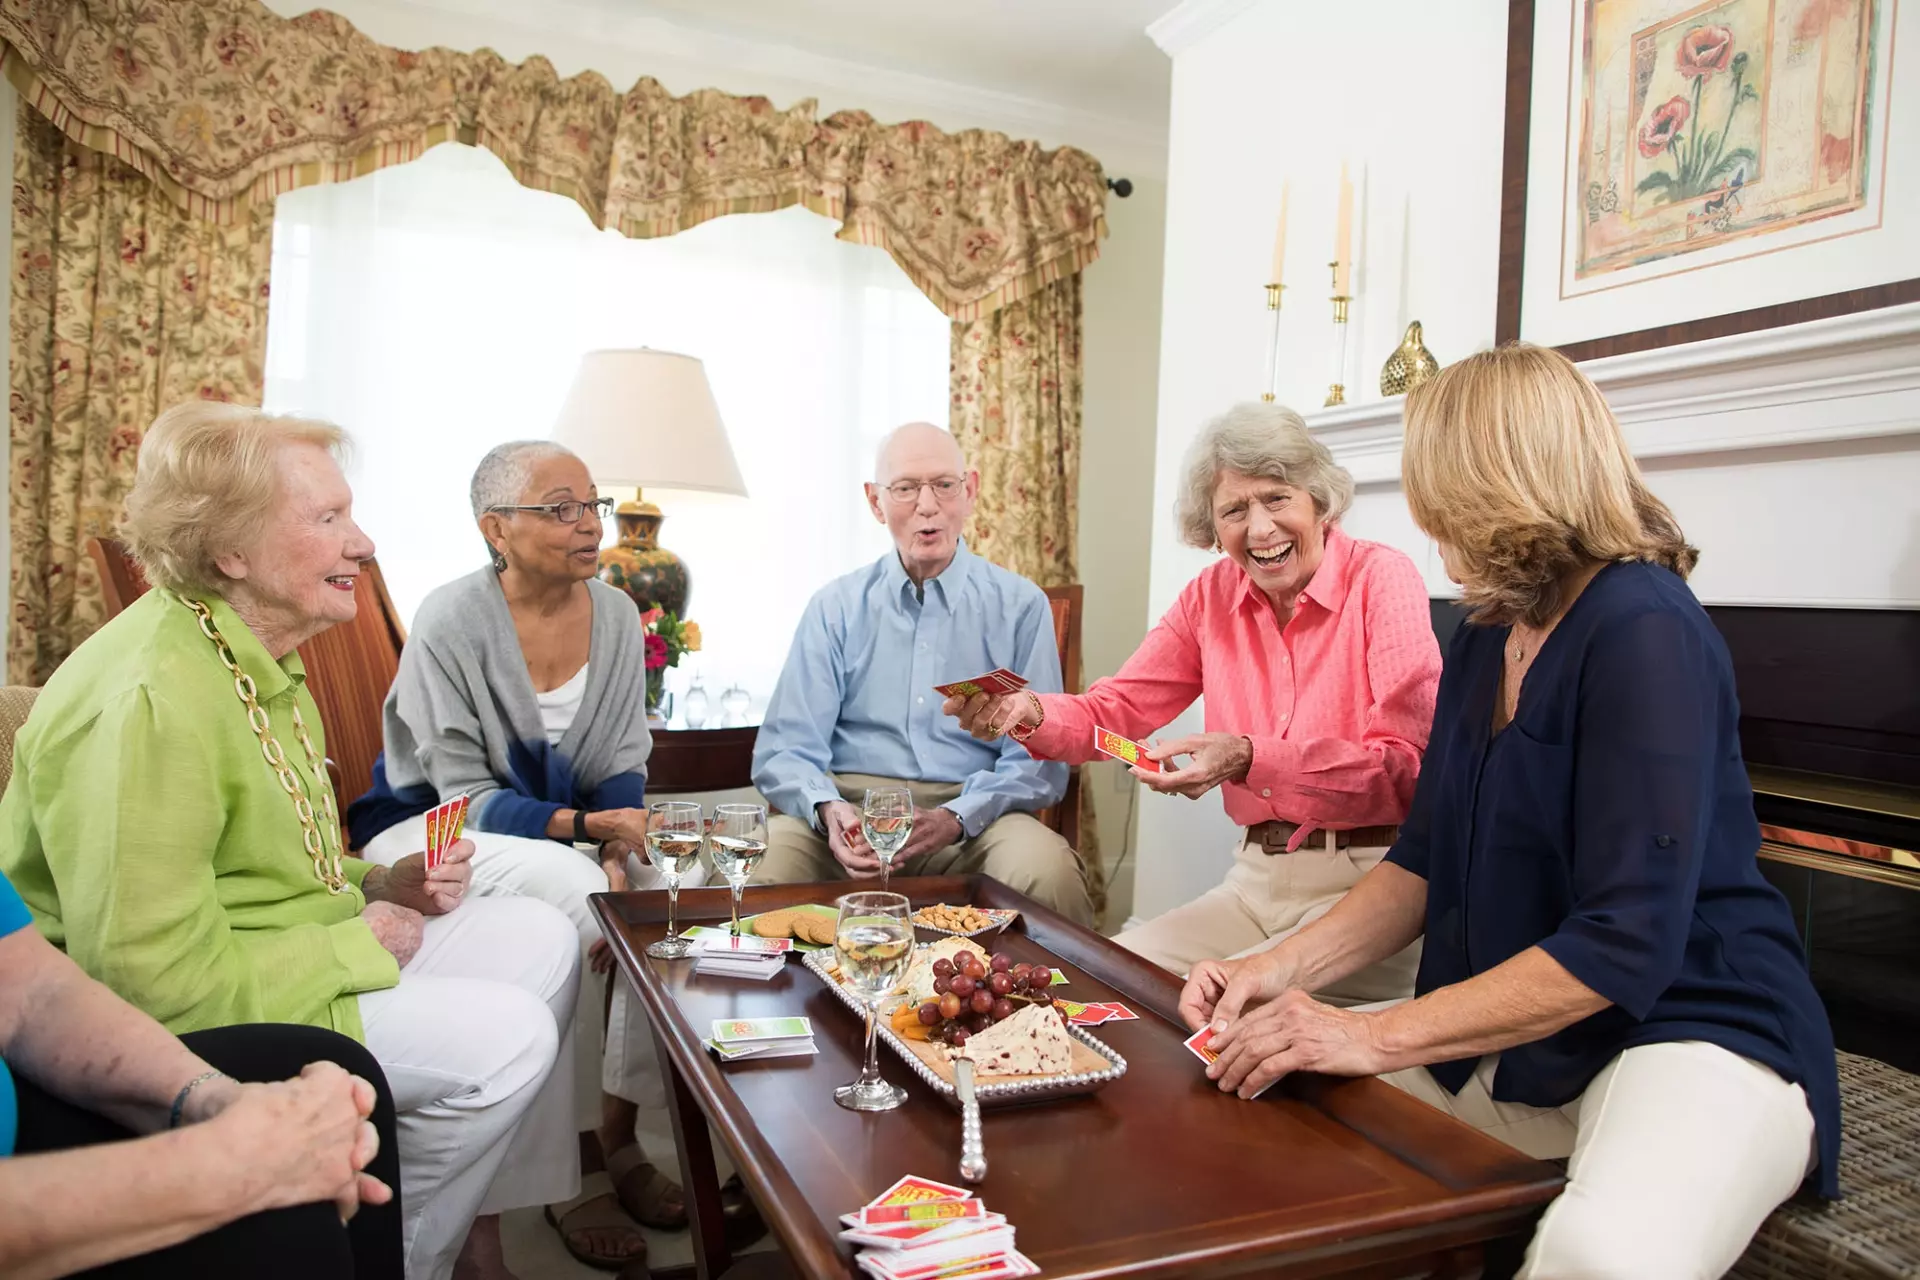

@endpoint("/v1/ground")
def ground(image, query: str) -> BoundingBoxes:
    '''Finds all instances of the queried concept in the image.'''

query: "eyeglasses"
[487,497,615,524]
[881,477,964,505]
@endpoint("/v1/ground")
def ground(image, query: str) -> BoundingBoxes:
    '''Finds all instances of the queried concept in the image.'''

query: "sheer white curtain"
[263,143,950,708]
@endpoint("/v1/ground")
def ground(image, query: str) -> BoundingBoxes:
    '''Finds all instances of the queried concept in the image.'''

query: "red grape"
[1012,975,1031,993]
[1011,962,1032,980]
[950,1026,971,1046]
[969,989,994,1015]
[932,975,951,996]
[989,972,1013,996]
[917,1001,941,1026]
[952,950,976,971]
[1033,989,1054,1006]
[989,953,1012,973]
[1030,966,1053,987]
[932,958,954,978]
[991,998,1015,1021]
[964,961,987,981]
[938,992,963,1020]
[949,974,975,998]
[966,1012,992,1033]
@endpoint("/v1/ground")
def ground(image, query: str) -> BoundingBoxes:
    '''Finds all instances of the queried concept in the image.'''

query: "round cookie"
[794,913,837,946]
[752,909,797,939]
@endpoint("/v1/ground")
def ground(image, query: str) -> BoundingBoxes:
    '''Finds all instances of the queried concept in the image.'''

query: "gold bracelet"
[1006,690,1045,742]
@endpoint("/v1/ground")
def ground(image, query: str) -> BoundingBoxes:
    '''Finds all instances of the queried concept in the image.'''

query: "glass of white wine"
[709,802,769,937]
[644,800,704,960]
[833,890,914,1111]
[862,786,914,890]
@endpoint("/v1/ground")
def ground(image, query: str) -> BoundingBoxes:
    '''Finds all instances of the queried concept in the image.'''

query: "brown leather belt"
[1247,820,1400,855]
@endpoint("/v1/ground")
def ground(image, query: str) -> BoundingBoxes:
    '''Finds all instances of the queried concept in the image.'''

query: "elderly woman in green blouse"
[0,403,581,1280]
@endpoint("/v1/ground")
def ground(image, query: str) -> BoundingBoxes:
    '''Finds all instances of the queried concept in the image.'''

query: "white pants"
[1381,1040,1816,1278]
[365,815,703,1110]
[359,896,582,1280]
[1114,831,1420,1005]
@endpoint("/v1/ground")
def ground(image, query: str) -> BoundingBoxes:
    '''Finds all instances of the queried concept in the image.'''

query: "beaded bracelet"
[168,1070,225,1129]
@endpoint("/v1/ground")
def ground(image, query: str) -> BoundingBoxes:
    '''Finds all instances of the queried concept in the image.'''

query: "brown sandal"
[544,1172,649,1271]
[609,1143,688,1231]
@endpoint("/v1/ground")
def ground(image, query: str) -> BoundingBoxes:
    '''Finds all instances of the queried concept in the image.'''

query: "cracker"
[752,909,796,938]
[795,913,836,946]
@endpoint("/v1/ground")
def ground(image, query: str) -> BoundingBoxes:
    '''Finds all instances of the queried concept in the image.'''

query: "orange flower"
[681,621,702,652]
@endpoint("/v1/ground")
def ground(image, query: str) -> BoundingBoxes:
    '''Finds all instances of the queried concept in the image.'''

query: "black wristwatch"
[573,809,593,846]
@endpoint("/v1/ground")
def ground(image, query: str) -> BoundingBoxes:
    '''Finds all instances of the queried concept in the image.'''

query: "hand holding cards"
[1183,1025,1276,1099]
[1092,727,1163,774]
[422,795,470,870]
[933,667,1029,700]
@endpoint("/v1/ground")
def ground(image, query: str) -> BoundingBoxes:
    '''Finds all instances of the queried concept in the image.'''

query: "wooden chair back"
[82,536,405,817]
[1039,584,1084,850]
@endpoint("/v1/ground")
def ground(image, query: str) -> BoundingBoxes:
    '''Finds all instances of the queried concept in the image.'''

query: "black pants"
[13,1023,404,1280]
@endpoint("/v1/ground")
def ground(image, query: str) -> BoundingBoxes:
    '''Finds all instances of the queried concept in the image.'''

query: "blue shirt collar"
[884,538,975,607]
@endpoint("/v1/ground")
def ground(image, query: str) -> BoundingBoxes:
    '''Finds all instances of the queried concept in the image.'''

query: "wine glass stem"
[862,1001,883,1084]
[729,882,742,936]
[666,880,680,940]
[880,858,890,892]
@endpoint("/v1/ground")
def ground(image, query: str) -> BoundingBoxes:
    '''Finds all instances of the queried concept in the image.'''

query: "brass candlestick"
[1261,283,1285,402]
[1326,262,1352,407]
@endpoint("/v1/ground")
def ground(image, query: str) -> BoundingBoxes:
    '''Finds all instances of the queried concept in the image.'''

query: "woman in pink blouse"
[947,403,1442,1003]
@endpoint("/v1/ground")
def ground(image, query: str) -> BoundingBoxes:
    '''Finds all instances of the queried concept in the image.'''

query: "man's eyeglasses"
[487,497,615,524]
[882,477,965,505]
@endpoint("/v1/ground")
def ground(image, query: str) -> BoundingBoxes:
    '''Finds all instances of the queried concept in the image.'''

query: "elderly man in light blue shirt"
[751,423,1093,925]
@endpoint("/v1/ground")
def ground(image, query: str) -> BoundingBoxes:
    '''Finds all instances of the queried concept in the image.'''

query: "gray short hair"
[124,402,350,594]
[1174,403,1353,549]
[470,440,578,517]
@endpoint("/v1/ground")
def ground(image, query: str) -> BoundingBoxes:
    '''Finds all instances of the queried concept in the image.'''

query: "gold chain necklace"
[176,594,348,894]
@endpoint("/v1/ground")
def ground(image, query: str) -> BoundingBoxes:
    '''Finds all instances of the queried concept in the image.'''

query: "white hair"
[1174,402,1353,549]
[470,440,578,517]
[123,402,351,594]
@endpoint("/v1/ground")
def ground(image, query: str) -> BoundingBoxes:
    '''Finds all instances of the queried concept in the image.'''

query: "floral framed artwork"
[1497,0,1919,359]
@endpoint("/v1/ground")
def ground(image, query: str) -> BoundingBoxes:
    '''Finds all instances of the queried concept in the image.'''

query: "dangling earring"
[489,545,507,573]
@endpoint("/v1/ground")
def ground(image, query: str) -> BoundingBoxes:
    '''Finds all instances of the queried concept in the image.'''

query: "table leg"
[658,1027,732,1280]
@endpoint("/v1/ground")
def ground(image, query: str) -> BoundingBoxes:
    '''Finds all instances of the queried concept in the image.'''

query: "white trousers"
[365,815,704,1111]
[1380,1040,1816,1279]
[358,896,582,1280]
[1114,832,1421,1006]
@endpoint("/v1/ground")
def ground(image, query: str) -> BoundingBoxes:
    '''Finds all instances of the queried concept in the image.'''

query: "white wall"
[1137,0,1920,924]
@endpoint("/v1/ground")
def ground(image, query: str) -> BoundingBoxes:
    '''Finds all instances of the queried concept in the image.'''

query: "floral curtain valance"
[0,0,1109,320]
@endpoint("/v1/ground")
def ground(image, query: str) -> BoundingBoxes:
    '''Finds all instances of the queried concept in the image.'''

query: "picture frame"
[1496,0,1920,361]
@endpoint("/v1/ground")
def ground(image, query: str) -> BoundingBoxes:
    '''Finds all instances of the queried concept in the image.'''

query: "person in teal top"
[0,866,399,1276]
[0,402,582,1280]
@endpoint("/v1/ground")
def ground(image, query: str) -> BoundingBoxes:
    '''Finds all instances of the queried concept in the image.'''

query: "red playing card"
[933,668,1029,700]
[1093,726,1163,773]
[1089,1001,1139,1022]
[1183,1025,1276,1097]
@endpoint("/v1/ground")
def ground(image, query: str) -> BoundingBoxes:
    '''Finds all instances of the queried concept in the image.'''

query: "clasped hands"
[1177,952,1389,1100]
[942,691,1254,801]
[814,799,962,878]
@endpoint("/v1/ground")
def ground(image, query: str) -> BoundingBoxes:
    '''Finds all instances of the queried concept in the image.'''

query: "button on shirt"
[1019,527,1440,845]
[753,542,1067,837]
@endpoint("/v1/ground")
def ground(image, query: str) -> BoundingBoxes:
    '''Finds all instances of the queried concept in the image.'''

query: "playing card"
[861,1200,988,1229]
[1088,1001,1138,1022]
[933,667,1029,700]
[692,930,793,955]
[864,1174,974,1211]
[1093,726,1163,773]
[859,1239,1030,1280]
[1054,999,1111,1027]
[1184,1025,1275,1097]
[711,1016,813,1044]
[422,795,471,871]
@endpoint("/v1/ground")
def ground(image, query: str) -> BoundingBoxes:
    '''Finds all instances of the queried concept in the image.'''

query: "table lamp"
[549,348,748,619]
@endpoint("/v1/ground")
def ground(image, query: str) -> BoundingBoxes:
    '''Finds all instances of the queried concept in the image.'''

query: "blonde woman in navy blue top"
[1179,344,1837,1278]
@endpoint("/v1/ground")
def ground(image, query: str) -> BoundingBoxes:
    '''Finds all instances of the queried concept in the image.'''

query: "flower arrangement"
[640,607,701,716]
[1636,25,1758,206]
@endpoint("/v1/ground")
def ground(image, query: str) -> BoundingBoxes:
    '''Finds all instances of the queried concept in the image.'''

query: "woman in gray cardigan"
[350,441,707,1270]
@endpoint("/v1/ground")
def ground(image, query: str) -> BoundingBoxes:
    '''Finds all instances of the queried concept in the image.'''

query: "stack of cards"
[1183,1025,1276,1098]
[1051,999,1138,1028]
[689,930,792,981]
[423,795,470,870]
[840,1176,1038,1280]
[1092,727,1163,774]
[932,668,1030,701]
[707,1017,817,1061]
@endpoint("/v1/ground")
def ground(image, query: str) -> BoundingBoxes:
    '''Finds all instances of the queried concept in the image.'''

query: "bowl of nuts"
[911,903,1019,938]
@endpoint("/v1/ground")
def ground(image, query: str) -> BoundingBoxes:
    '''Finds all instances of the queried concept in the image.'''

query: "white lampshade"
[549,348,748,497]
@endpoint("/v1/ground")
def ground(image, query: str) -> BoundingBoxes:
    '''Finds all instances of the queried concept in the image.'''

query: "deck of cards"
[1183,1025,1275,1098]
[841,1175,1037,1280]
[689,929,792,981]
[1092,726,1163,774]
[707,1016,817,1060]
[423,795,470,870]
[1053,999,1138,1028]
[933,667,1030,701]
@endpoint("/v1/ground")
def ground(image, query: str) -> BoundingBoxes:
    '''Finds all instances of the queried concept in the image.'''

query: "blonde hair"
[123,402,350,595]
[1175,402,1353,548]
[1402,343,1696,627]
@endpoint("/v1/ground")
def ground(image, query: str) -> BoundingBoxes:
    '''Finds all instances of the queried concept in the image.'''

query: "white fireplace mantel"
[1305,302,1920,487]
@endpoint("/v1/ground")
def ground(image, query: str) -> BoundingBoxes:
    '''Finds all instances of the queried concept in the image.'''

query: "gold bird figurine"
[1380,321,1440,396]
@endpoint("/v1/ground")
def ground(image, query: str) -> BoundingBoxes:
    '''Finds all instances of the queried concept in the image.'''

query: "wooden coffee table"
[594,876,1563,1280]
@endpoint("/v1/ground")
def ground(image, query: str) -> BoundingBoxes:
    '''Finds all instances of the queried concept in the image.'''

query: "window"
[265,143,950,706]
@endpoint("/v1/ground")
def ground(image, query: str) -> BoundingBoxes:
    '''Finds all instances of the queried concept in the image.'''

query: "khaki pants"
[1113,829,1419,1005]
[1380,1040,1816,1278]
[754,773,1095,927]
